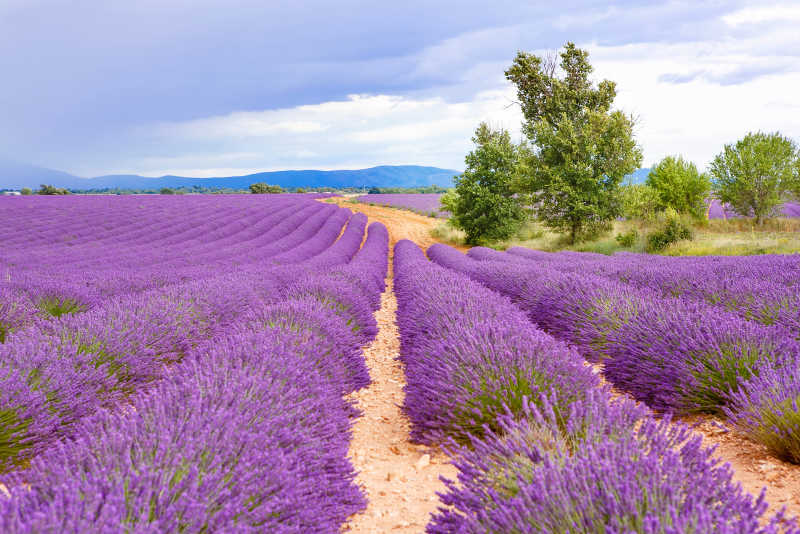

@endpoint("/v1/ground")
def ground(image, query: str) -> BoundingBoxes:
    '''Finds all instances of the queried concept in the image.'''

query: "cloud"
[2,0,799,177]
[99,91,523,177]
[657,71,705,84]
[587,39,800,169]
[722,4,800,26]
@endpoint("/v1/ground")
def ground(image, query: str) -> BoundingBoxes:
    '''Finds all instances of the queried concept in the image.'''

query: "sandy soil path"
[324,197,467,252]
[343,276,457,533]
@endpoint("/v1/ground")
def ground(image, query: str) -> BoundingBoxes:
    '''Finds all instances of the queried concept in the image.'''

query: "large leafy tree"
[505,42,642,243]
[646,156,711,219]
[445,123,527,245]
[37,184,70,195]
[249,182,284,194]
[710,132,799,225]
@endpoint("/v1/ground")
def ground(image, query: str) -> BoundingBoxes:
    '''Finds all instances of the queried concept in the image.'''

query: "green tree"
[37,184,70,195]
[159,187,176,195]
[448,123,527,245]
[710,132,800,225]
[646,156,711,219]
[505,42,642,243]
[20,187,33,195]
[249,182,284,194]
[619,182,660,221]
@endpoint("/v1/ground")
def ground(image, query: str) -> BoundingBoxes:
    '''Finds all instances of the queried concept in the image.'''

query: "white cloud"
[588,36,800,169]
[94,1,800,178]
[119,91,523,176]
[722,4,800,26]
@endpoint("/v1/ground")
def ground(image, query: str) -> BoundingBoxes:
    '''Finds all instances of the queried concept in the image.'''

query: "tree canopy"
[505,42,642,243]
[249,182,285,194]
[444,123,527,245]
[710,132,799,225]
[646,156,711,219]
[37,184,70,195]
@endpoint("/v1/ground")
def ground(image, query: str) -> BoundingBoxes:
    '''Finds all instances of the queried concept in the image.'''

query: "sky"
[1,0,799,177]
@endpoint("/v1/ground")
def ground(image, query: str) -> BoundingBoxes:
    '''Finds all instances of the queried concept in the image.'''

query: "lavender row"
[391,241,788,533]
[430,244,800,464]
[495,246,800,339]
[393,239,597,444]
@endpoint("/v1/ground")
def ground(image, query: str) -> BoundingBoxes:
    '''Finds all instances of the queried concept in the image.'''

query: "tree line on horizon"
[444,42,800,246]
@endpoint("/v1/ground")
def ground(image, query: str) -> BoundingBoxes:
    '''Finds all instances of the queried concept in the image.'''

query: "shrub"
[36,184,70,195]
[614,228,638,247]
[646,216,692,252]
[394,240,597,444]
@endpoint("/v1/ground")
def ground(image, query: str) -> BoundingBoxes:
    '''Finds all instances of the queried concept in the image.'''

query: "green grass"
[432,217,800,256]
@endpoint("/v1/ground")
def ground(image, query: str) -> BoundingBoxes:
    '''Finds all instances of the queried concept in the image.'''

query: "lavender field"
[708,199,800,219]
[0,194,388,532]
[356,193,449,218]
[2,194,800,532]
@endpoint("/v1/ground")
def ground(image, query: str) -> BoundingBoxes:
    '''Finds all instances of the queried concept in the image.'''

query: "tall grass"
[433,217,800,256]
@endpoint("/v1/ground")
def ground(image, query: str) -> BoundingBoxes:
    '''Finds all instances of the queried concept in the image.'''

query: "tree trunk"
[570,221,579,244]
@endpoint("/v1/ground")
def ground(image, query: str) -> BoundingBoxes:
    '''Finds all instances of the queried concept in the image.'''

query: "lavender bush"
[429,243,800,417]
[394,239,598,444]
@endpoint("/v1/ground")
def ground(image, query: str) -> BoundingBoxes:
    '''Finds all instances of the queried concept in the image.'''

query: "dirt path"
[325,197,467,253]
[683,415,800,520]
[344,277,457,533]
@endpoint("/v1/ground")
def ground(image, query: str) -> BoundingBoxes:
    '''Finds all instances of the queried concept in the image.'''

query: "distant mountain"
[0,160,85,190]
[0,160,460,190]
[0,159,651,190]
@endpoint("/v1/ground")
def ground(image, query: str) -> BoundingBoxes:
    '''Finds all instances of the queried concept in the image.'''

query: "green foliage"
[366,185,449,194]
[448,123,527,245]
[452,366,558,443]
[619,183,660,221]
[37,183,70,195]
[159,187,176,195]
[0,406,32,472]
[38,297,86,318]
[646,156,710,219]
[20,187,33,195]
[646,212,693,252]
[248,182,285,194]
[710,131,800,225]
[615,229,639,247]
[505,42,642,244]
[439,189,458,214]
